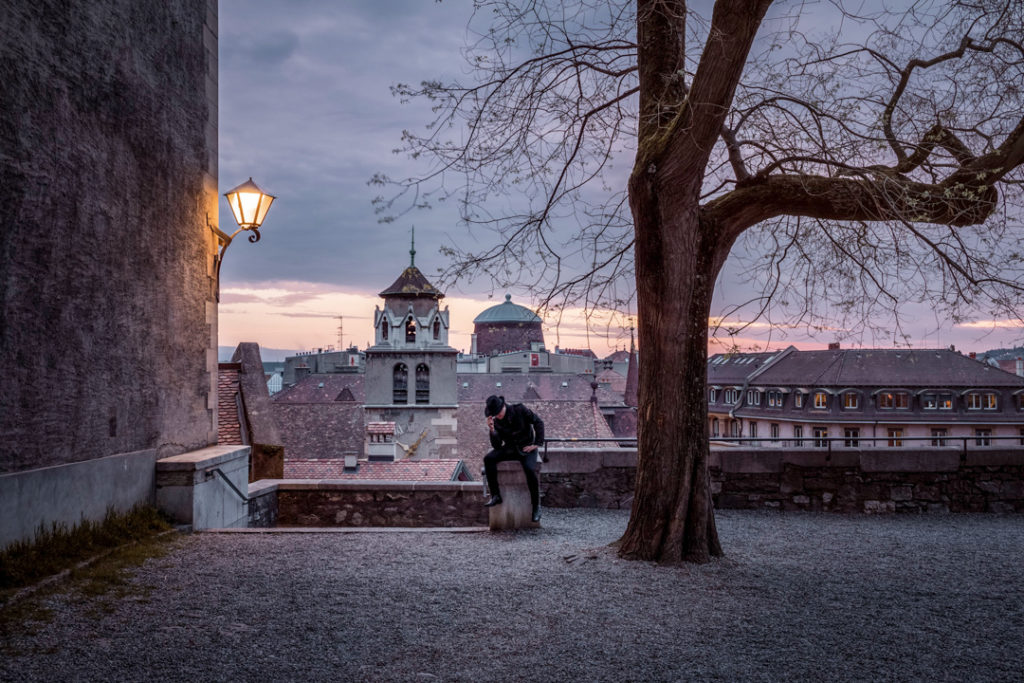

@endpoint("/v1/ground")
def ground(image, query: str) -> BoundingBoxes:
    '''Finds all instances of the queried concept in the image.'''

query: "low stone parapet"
[262,480,488,527]
[539,445,1024,513]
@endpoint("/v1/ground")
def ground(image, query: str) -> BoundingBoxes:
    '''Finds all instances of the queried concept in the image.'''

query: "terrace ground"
[2,509,1022,682]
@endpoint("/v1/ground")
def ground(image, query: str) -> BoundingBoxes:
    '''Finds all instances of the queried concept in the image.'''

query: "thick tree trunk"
[617,169,724,564]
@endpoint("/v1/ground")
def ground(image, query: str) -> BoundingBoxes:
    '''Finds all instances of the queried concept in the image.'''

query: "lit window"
[967,393,996,410]
[975,428,992,446]
[767,391,783,407]
[813,427,828,447]
[813,392,828,409]
[879,392,908,409]
[795,393,804,408]
[844,428,860,447]
[405,316,416,343]
[843,393,859,409]
[931,428,948,447]
[938,393,953,409]
[888,428,903,447]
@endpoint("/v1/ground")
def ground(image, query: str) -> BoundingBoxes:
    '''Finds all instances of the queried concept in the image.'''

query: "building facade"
[708,347,1024,448]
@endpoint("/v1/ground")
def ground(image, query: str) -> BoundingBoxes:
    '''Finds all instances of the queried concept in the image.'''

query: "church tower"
[363,232,458,458]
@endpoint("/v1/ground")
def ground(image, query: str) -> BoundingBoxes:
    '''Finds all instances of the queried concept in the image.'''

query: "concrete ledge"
[272,480,484,493]
[860,450,960,472]
[156,445,250,530]
[544,447,636,473]
[964,450,1024,467]
[720,450,783,474]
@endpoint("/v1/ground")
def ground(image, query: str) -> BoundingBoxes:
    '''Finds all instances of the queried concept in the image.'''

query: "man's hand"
[486,416,495,431]
[522,445,537,453]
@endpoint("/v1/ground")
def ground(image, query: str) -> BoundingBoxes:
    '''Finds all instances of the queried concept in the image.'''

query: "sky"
[216,0,1024,362]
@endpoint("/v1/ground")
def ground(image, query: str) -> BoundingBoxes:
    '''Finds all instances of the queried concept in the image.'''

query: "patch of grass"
[0,506,172,593]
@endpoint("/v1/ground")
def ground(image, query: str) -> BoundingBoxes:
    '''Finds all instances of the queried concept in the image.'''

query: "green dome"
[473,294,541,324]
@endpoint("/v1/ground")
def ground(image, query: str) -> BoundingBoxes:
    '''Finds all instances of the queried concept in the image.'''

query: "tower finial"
[410,227,416,267]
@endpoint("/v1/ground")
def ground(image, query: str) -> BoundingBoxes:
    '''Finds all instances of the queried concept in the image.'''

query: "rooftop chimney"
[828,342,840,350]
[969,352,977,360]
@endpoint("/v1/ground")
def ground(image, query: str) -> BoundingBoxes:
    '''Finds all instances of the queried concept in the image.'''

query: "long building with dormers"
[707,346,1024,448]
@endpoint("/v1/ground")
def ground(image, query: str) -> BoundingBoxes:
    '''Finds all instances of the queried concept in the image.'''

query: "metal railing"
[544,434,1024,460]
[711,434,1024,459]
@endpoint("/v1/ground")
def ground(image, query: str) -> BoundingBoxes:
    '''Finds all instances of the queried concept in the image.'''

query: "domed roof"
[473,294,542,324]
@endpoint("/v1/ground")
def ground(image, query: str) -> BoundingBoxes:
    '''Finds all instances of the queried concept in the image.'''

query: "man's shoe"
[532,507,541,523]
[484,494,503,507]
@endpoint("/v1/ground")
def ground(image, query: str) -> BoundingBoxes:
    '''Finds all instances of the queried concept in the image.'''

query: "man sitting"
[482,395,544,523]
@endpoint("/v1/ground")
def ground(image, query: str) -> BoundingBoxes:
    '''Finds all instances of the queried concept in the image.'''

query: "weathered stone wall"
[0,0,219,474]
[540,447,1024,513]
[273,482,487,527]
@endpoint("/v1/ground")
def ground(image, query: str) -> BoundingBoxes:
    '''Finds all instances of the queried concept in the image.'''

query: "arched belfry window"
[381,318,389,341]
[405,316,416,343]
[433,318,441,340]
[416,364,430,404]
[393,363,408,403]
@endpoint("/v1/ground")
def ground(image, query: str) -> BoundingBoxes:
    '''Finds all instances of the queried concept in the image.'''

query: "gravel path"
[3,509,1023,682]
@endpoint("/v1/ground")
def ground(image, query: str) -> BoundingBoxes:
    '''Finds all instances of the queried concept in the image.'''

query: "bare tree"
[376,0,1024,563]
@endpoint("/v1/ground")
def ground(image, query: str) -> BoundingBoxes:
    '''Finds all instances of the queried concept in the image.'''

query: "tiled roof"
[379,266,443,299]
[707,351,783,385]
[274,374,365,403]
[217,363,244,445]
[274,403,365,459]
[604,350,630,363]
[757,348,1024,387]
[457,373,598,402]
[284,458,468,481]
[595,369,626,392]
[456,399,616,475]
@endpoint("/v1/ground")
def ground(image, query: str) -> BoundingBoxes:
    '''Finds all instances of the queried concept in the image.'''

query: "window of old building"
[770,423,780,440]
[887,428,904,447]
[844,427,859,447]
[931,428,948,446]
[793,425,804,446]
[975,428,992,446]
[393,363,408,403]
[405,316,416,343]
[843,392,859,409]
[415,364,430,404]
[813,392,828,409]
[813,426,828,447]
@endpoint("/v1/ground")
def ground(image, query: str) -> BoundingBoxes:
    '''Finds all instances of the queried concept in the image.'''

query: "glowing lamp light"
[223,177,275,238]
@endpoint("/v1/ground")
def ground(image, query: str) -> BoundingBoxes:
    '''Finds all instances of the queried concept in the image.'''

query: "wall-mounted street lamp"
[211,177,276,300]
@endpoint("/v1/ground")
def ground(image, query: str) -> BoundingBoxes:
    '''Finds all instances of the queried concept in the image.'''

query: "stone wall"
[0,0,218,549]
[0,0,219,474]
[540,447,1024,513]
[271,481,488,527]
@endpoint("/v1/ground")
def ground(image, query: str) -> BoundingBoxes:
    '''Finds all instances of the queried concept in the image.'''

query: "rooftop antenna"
[336,315,344,349]
[409,227,416,267]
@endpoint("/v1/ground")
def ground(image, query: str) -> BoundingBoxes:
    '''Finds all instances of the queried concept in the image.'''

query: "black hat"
[484,395,505,417]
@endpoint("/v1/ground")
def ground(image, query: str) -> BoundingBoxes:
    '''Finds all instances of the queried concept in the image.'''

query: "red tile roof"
[284,458,468,481]
[217,363,244,445]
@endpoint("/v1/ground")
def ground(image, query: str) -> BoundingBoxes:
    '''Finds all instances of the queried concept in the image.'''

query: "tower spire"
[410,227,416,267]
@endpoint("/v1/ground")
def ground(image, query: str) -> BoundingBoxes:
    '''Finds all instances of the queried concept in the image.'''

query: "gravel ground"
[2,509,1023,682]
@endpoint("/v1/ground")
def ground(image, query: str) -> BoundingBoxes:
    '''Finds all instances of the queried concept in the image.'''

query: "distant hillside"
[218,345,300,363]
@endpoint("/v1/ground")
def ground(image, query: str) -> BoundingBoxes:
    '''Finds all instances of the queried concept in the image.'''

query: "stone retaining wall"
[540,447,1024,513]
[247,480,487,527]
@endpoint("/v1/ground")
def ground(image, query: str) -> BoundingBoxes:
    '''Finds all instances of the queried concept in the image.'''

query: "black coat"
[489,403,545,452]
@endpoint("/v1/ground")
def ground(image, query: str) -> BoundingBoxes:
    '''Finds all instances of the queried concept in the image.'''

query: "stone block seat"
[488,460,541,530]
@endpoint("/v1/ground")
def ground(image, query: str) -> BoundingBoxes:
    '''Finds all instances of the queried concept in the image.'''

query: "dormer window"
[709,388,718,403]
[724,388,738,403]
[967,392,998,410]
[381,318,389,340]
[767,390,783,407]
[432,318,441,340]
[405,316,416,343]
[795,392,804,408]
[923,392,954,410]
[842,392,859,409]
[747,390,761,405]
[878,391,909,409]
[813,391,828,409]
